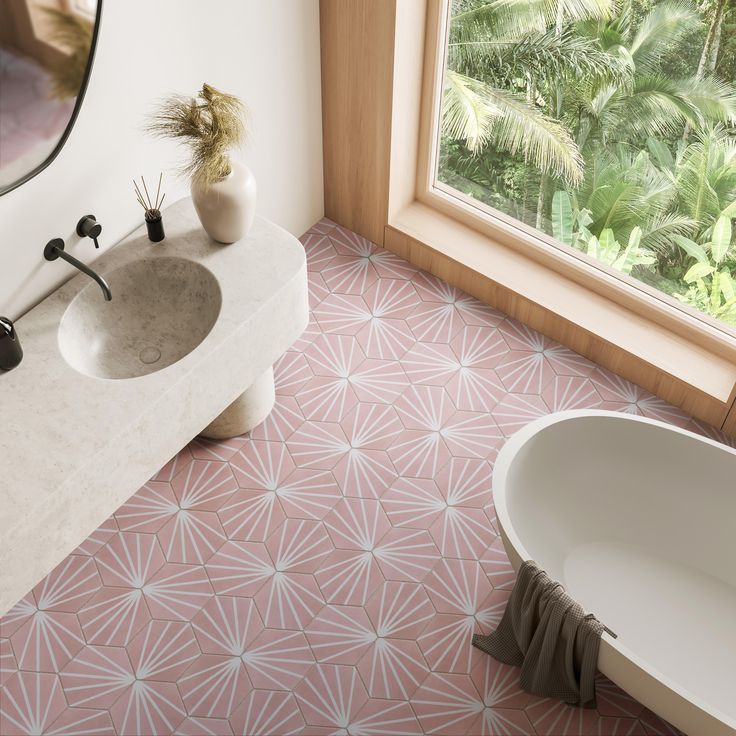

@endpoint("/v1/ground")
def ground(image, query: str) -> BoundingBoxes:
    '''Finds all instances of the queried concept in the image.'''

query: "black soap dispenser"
[0,317,23,371]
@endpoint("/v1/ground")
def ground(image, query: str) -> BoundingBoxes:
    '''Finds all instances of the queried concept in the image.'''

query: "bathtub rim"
[491,409,736,734]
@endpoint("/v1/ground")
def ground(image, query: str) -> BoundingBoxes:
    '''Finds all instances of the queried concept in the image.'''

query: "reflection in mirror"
[0,0,100,194]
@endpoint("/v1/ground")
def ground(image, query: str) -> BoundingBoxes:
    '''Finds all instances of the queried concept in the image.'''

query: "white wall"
[0,0,324,318]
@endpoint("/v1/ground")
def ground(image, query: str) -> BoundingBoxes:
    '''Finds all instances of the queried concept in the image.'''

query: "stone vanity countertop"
[0,197,308,614]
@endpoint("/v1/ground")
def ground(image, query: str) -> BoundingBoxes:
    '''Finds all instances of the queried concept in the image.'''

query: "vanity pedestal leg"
[200,366,275,440]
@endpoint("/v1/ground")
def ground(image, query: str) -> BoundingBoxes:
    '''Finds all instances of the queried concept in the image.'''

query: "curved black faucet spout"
[44,238,112,301]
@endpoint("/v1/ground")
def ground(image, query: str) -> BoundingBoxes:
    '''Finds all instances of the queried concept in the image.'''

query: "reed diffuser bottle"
[134,174,166,242]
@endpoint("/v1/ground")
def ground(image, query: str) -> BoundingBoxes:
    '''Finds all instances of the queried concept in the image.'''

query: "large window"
[436,0,736,329]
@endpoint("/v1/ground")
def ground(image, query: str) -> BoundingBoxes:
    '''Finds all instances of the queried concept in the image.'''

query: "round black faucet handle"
[77,214,102,241]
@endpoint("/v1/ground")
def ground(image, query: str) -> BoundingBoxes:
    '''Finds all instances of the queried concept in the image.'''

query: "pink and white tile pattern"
[0,215,712,734]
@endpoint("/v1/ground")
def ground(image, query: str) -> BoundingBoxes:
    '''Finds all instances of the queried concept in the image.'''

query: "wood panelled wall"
[319,0,396,245]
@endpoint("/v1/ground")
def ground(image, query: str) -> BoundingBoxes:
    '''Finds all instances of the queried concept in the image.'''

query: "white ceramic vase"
[191,159,256,244]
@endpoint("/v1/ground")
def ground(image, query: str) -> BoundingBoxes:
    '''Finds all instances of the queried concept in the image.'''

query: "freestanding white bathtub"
[493,410,736,736]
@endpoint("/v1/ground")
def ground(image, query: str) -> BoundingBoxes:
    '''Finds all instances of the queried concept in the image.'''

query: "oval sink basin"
[59,257,222,379]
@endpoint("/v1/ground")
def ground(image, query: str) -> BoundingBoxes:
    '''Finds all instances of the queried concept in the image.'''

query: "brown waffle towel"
[472,560,604,707]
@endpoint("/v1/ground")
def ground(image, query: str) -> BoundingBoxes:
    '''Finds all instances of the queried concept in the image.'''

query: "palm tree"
[442,0,624,186]
[570,1,736,151]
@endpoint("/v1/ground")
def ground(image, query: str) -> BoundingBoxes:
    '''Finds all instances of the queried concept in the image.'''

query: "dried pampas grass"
[146,83,248,188]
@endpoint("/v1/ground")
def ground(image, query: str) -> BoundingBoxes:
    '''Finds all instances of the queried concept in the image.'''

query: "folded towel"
[472,559,605,708]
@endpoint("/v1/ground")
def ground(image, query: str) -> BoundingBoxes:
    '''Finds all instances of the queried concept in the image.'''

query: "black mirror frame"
[0,0,103,197]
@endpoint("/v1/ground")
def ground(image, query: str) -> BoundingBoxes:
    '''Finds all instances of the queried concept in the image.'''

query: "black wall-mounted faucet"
[44,238,112,301]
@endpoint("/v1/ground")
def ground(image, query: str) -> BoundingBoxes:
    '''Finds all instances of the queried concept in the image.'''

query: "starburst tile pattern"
[0,217,702,734]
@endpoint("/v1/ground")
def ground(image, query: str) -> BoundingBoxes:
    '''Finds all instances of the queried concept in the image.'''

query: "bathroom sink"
[58,256,222,379]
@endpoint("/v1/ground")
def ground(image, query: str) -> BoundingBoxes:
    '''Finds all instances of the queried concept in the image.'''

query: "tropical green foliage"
[439,0,736,326]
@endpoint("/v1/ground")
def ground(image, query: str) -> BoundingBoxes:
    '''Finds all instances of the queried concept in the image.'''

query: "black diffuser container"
[146,214,165,242]
[0,316,23,371]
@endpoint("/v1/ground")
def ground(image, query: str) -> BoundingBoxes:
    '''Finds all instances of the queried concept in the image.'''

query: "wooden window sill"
[386,202,736,429]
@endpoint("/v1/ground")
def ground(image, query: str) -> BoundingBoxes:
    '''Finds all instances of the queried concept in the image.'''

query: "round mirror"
[0,0,101,195]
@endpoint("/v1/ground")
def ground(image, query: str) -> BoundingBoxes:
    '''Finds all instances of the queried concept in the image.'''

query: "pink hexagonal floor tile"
[250,394,305,443]
[350,698,423,735]
[356,315,416,361]
[349,358,408,404]
[470,650,530,710]
[77,586,150,646]
[297,374,360,422]
[381,476,446,529]
[373,527,441,583]
[356,637,429,700]
[204,540,274,597]
[177,653,250,718]
[314,548,385,606]
[10,607,85,672]
[241,629,314,690]
[142,563,213,621]
[480,537,517,590]
[45,707,116,736]
[60,645,134,708]
[450,325,509,369]
[32,554,100,613]
[253,571,325,630]
[175,715,234,736]
[0,671,67,735]
[305,604,376,664]
[192,596,263,656]
[402,341,460,386]
[542,374,602,412]
[417,613,477,674]
[228,690,304,736]
[424,558,493,615]
[294,663,369,729]
[94,532,165,588]
[218,488,286,542]
[170,460,236,512]
[407,300,466,343]
[525,695,599,736]
[323,253,379,295]
[429,505,495,560]
[324,498,391,552]
[333,446,398,499]
[126,620,199,681]
[411,671,483,735]
[274,350,314,395]
[301,231,338,272]
[156,509,227,565]
[442,411,504,460]
[0,637,17,686]
[305,333,366,377]
[395,384,455,430]
[492,393,550,436]
[314,293,371,335]
[265,518,333,573]
[364,581,435,639]
[341,402,403,450]
[364,278,420,319]
[388,429,452,479]
[114,481,178,533]
[110,679,185,736]
[275,468,341,520]
[286,420,350,469]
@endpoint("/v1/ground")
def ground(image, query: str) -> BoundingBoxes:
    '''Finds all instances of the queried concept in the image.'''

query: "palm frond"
[443,70,583,185]
[629,1,701,74]
[449,27,629,85]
